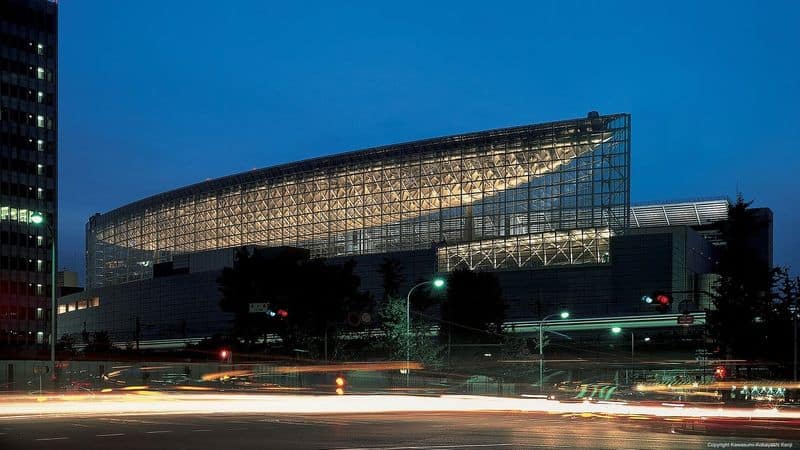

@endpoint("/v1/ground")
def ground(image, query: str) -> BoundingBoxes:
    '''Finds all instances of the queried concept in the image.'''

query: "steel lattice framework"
[87,113,630,288]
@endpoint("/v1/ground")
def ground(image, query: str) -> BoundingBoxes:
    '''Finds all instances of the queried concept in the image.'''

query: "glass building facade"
[87,113,630,289]
[0,0,57,350]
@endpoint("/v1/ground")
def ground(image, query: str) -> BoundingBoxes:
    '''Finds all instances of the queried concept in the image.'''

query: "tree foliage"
[706,195,791,365]
[83,330,114,354]
[377,258,403,300]
[766,267,800,368]
[378,295,443,369]
[439,268,506,346]
[218,247,369,357]
[56,333,76,355]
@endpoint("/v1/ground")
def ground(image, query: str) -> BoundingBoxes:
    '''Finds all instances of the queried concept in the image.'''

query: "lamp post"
[30,212,55,380]
[791,304,798,382]
[631,331,634,359]
[795,311,798,382]
[405,277,445,387]
[612,326,639,384]
[538,311,569,392]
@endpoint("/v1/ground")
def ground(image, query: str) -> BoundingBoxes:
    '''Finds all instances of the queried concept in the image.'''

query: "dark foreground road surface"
[1,411,798,449]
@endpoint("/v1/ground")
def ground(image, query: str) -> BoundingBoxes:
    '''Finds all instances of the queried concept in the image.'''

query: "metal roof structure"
[629,199,728,228]
[86,113,631,288]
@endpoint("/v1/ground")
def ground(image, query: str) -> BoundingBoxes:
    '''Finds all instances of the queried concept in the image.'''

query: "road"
[1,411,799,449]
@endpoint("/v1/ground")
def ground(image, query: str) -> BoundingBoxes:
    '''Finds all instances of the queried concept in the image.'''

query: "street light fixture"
[30,212,55,380]
[611,327,638,363]
[538,311,570,392]
[405,276,446,387]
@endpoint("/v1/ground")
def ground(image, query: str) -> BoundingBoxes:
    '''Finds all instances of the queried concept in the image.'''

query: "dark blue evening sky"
[58,1,800,281]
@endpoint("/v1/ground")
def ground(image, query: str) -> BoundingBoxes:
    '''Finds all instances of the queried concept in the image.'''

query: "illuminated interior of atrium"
[87,113,630,288]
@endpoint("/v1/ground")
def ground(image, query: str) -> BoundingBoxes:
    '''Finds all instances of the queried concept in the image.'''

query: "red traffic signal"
[219,349,232,362]
[651,291,672,313]
[714,365,727,380]
[277,309,288,318]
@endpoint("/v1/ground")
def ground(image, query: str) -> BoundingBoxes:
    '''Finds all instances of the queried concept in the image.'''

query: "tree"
[706,195,776,361]
[218,247,368,357]
[378,295,443,369]
[499,335,537,381]
[218,247,285,346]
[378,258,404,300]
[56,333,76,355]
[439,268,506,347]
[766,267,800,373]
[84,330,114,354]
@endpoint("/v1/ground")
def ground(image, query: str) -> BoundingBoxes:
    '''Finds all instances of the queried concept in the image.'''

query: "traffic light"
[714,365,727,380]
[654,291,672,313]
[276,309,288,319]
[219,349,232,363]
[335,375,345,395]
[644,291,672,313]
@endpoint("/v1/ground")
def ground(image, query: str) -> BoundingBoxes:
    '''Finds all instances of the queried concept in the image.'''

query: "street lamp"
[30,212,55,379]
[610,327,631,355]
[791,304,798,382]
[538,311,570,392]
[405,277,445,387]
[612,327,642,384]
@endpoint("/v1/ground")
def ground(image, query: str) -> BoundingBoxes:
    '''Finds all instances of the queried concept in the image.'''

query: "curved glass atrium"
[87,113,630,288]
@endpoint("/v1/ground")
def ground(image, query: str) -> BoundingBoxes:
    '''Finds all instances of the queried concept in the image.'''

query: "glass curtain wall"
[87,114,630,288]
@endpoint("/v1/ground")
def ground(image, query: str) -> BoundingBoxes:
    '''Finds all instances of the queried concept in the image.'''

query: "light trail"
[1,393,799,421]
[200,370,254,381]
[635,381,800,391]
[272,361,424,374]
